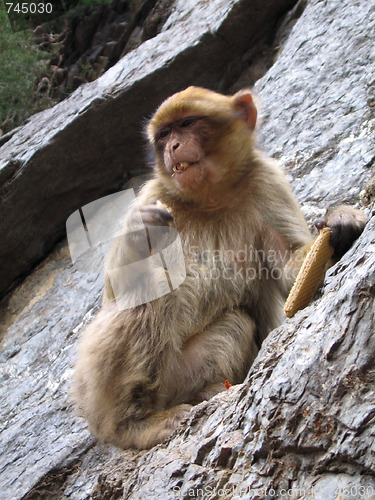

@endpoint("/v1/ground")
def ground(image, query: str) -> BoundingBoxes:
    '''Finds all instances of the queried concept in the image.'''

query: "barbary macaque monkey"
[72,86,366,449]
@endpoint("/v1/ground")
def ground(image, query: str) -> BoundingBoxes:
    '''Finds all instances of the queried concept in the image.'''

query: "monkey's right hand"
[140,201,174,228]
[120,201,175,259]
[105,201,176,299]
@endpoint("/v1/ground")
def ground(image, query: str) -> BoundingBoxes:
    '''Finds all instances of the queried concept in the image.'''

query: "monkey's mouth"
[172,161,198,176]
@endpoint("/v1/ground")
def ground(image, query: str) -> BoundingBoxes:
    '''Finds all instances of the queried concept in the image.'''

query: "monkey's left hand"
[315,205,366,260]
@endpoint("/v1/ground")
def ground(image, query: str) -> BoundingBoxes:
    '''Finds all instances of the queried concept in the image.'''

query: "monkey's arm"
[256,159,313,292]
[103,180,166,303]
[258,160,366,295]
[262,162,366,295]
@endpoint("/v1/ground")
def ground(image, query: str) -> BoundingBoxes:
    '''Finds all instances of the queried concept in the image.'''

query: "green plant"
[0,6,50,134]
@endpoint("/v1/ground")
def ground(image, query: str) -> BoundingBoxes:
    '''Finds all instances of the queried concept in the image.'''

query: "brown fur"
[72,87,366,449]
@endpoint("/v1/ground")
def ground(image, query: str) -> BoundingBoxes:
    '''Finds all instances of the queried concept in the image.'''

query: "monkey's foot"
[117,403,192,449]
[189,382,227,404]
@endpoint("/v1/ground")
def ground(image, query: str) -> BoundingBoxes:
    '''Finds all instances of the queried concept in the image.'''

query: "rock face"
[0,0,374,498]
[33,0,176,100]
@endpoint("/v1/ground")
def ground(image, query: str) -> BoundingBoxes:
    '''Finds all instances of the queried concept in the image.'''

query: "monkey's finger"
[155,199,172,213]
[141,205,174,221]
[314,218,326,230]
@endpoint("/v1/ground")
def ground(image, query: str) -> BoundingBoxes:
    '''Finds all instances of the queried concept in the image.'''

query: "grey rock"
[254,0,375,207]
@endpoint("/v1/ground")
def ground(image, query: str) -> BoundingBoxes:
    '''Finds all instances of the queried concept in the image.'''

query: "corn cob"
[284,227,334,318]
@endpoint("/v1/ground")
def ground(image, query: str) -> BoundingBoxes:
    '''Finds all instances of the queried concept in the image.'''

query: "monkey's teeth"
[173,162,190,174]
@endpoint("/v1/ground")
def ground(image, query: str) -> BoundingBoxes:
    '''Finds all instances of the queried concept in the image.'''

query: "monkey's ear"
[234,90,257,130]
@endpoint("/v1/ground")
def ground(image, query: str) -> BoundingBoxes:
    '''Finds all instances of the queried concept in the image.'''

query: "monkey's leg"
[73,302,195,450]
[164,308,258,406]
[74,307,256,450]
[115,310,257,448]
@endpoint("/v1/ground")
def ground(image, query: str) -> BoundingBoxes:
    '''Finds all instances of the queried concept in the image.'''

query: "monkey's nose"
[172,142,180,151]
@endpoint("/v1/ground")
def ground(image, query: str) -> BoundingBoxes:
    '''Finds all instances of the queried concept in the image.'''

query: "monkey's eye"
[158,129,170,139]
[181,117,197,128]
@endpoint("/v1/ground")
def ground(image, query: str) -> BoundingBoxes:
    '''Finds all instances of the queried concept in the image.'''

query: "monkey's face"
[148,86,258,200]
[152,115,220,192]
